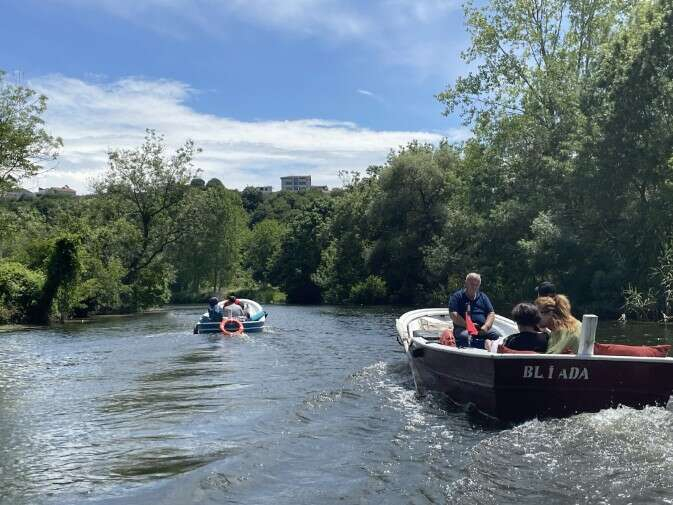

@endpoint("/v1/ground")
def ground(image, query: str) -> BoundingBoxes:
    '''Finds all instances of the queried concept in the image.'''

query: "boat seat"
[412,329,441,341]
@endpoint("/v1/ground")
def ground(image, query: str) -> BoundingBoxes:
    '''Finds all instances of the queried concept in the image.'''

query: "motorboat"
[193,298,267,334]
[396,308,673,423]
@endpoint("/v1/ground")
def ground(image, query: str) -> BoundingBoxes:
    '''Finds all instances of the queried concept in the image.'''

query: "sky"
[1,0,473,193]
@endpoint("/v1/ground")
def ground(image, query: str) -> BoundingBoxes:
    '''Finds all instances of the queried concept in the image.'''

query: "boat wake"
[446,405,673,503]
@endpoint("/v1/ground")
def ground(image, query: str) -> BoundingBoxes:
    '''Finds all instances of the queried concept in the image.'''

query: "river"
[1,305,673,504]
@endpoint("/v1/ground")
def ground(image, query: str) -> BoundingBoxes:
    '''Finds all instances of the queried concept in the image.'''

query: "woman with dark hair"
[484,302,548,352]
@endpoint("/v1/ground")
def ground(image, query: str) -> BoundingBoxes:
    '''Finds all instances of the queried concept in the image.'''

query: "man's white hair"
[466,272,481,282]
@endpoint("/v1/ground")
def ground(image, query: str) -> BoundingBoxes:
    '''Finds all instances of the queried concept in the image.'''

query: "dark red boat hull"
[409,342,673,422]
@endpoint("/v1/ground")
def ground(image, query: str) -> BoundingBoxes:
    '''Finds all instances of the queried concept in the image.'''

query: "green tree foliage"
[573,0,673,296]
[0,261,43,323]
[348,275,388,305]
[93,130,199,308]
[27,235,80,324]
[313,169,379,303]
[244,219,287,286]
[241,186,266,214]
[367,143,455,302]
[171,186,248,299]
[3,1,673,321]
[0,71,62,192]
[250,190,328,226]
[270,198,333,303]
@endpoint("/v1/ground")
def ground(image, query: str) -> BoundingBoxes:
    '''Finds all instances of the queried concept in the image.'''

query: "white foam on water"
[446,405,673,503]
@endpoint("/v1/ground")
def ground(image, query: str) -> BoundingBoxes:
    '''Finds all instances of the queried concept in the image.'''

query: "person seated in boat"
[207,296,224,322]
[535,294,581,354]
[223,294,244,309]
[484,302,548,353]
[222,295,246,319]
[449,272,499,348]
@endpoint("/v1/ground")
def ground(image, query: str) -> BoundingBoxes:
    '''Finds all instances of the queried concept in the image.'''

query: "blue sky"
[1,0,472,192]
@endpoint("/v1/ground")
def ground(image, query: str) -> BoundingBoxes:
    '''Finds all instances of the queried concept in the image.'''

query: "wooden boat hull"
[410,342,673,422]
[396,308,673,422]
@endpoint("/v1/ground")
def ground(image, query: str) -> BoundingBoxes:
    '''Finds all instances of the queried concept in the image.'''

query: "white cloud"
[51,0,465,76]
[28,75,470,194]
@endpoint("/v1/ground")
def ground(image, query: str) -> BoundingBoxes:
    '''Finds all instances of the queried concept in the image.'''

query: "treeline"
[1,0,673,323]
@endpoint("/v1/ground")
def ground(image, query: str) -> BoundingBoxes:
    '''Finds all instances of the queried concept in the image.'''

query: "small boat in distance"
[396,308,673,423]
[193,298,267,334]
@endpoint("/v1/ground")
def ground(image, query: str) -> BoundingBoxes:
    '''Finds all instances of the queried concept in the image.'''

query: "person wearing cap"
[207,296,224,322]
[448,272,500,348]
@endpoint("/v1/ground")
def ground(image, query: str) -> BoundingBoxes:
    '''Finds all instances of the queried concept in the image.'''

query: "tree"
[0,71,62,191]
[27,235,80,324]
[241,186,265,214]
[569,0,673,312]
[171,185,248,297]
[313,168,380,303]
[438,0,632,133]
[244,219,287,286]
[206,178,223,189]
[270,198,333,303]
[94,130,200,307]
[0,260,43,323]
[433,0,640,309]
[367,143,455,301]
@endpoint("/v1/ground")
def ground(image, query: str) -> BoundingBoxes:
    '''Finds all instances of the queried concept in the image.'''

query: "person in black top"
[497,302,548,352]
[207,296,223,321]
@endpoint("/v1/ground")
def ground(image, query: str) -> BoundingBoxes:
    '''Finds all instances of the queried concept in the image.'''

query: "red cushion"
[593,343,671,357]
[497,345,540,354]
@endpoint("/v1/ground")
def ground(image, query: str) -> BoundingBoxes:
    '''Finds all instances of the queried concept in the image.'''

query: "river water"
[2,305,673,504]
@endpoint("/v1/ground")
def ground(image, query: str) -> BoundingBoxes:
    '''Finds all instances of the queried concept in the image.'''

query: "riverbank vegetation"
[1,0,672,323]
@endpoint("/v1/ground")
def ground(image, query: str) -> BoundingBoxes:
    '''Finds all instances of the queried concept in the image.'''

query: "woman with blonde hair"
[535,294,582,354]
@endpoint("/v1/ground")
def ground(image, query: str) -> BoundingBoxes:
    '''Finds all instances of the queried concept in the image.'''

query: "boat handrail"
[396,308,451,346]
[396,308,518,345]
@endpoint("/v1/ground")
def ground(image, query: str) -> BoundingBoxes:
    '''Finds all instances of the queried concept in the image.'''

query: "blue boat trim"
[193,298,267,334]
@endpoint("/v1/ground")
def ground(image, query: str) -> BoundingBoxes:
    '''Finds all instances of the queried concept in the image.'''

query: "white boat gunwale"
[396,308,673,363]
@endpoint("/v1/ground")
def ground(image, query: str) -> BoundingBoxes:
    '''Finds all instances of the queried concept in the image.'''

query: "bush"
[0,261,44,323]
[125,261,174,311]
[623,285,657,321]
[348,275,388,305]
[235,285,286,304]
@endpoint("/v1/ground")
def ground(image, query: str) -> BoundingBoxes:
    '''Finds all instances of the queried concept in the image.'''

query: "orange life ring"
[220,318,244,336]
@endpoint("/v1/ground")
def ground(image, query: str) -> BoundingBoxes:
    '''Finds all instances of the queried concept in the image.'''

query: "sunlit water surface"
[1,306,673,504]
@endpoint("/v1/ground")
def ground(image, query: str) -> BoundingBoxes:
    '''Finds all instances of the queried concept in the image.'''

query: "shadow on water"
[108,446,242,480]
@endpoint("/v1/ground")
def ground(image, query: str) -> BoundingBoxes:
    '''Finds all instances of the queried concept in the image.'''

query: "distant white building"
[281,175,311,192]
[256,186,273,193]
[38,185,77,197]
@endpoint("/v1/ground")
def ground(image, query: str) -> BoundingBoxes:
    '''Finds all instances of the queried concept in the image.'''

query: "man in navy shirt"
[449,272,499,347]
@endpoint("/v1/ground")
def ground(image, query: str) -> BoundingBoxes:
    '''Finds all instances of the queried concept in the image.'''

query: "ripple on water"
[3,307,673,505]
[446,405,673,504]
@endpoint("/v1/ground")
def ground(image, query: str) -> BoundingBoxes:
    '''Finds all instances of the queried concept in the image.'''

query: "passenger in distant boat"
[223,295,245,319]
[223,294,244,309]
[449,272,499,348]
[535,281,556,298]
[535,295,581,354]
[207,296,223,322]
[484,303,548,353]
